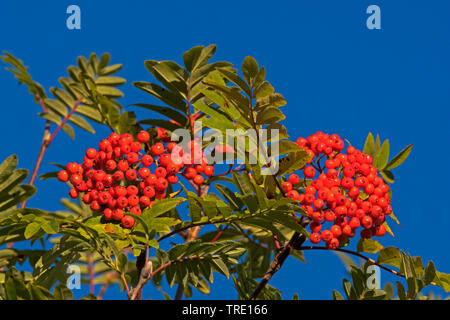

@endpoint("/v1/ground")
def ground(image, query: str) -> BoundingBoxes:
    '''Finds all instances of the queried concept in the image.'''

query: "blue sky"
[1,0,450,299]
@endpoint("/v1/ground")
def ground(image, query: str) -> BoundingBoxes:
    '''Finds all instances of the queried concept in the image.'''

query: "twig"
[88,252,95,295]
[97,284,109,300]
[249,232,305,300]
[174,284,184,300]
[297,246,440,286]
[210,226,227,243]
[19,97,82,209]
[120,273,131,298]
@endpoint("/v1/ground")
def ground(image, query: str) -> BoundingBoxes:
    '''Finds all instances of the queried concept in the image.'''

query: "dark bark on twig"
[249,231,306,300]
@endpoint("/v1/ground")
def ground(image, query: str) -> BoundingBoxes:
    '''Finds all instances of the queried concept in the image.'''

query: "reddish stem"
[46,98,82,147]
[210,228,226,243]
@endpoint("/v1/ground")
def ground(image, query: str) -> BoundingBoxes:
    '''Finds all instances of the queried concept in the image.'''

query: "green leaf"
[435,271,450,292]
[99,64,122,76]
[24,222,41,239]
[396,281,407,300]
[256,107,285,125]
[254,93,287,111]
[377,247,401,268]
[332,290,345,300]
[133,81,187,112]
[192,44,217,72]
[193,101,235,133]
[95,76,126,86]
[242,56,259,86]
[62,123,75,139]
[385,145,413,171]
[0,248,18,260]
[117,111,136,135]
[132,103,187,126]
[137,119,182,132]
[422,261,437,286]
[356,238,383,253]
[118,253,128,274]
[144,60,187,98]
[44,99,68,117]
[50,87,76,108]
[214,184,243,211]
[68,114,95,134]
[380,170,394,184]
[75,105,103,123]
[342,278,356,299]
[41,220,59,234]
[253,81,274,99]
[277,140,304,156]
[202,80,250,112]
[374,139,390,169]
[143,197,186,219]
[277,150,312,176]
[0,154,18,184]
[363,132,375,156]
[0,185,37,211]
[186,192,202,222]
[183,46,204,72]
[38,112,61,125]
[96,85,124,98]
[216,68,251,97]
[211,258,230,278]
[375,134,381,153]
[98,53,111,70]
[53,284,74,300]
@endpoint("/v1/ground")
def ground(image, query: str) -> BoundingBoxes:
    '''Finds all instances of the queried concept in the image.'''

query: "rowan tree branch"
[249,232,306,300]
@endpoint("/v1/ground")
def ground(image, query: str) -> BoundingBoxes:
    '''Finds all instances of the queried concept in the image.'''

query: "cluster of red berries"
[282,132,392,249]
[57,129,215,229]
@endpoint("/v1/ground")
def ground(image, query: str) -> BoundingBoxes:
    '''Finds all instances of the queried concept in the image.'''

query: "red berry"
[361,216,373,229]
[204,165,214,177]
[155,178,168,191]
[66,163,78,174]
[130,206,142,216]
[321,230,333,242]
[151,143,165,156]
[143,186,155,198]
[327,237,339,249]
[137,130,150,143]
[90,200,100,211]
[57,170,69,182]
[141,155,154,166]
[155,166,167,178]
[140,196,151,207]
[193,175,204,185]
[125,169,137,180]
[288,174,300,186]
[69,188,78,199]
[167,174,178,184]
[112,209,124,221]
[128,195,139,207]
[374,224,386,237]
[304,166,316,178]
[330,225,342,237]
[127,152,139,164]
[184,167,197,179]
[310,232,321,244]
[138,167,151,179]
[118,160,129,172]
[281,182,293,193]
[103,208,113,220]
[113,170,124,181]
[121,216,135,229]
[86,148,97,159]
